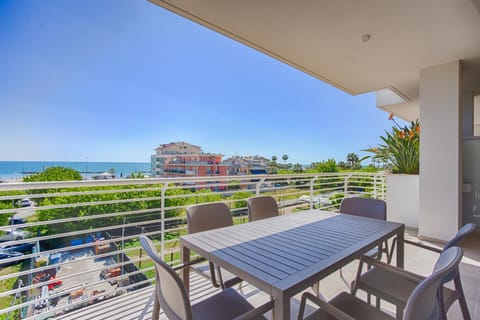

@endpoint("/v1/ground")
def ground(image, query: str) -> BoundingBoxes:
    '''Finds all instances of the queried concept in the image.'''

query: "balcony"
[0,172,478,319]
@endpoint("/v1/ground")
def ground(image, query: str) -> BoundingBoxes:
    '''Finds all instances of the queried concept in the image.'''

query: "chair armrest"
[359,255,425,283]
[233,300,274,320]
[298,292,356,320]
[404,239,442,253]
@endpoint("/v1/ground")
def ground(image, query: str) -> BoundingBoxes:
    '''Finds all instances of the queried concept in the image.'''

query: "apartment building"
[150,142,227,177]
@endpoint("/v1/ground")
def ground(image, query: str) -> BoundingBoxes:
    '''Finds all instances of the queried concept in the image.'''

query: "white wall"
[419,61,462,241]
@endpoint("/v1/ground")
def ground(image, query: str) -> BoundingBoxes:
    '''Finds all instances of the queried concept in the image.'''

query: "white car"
[298,195,331,206]
[0,228,31,242]
[19,198,33,207]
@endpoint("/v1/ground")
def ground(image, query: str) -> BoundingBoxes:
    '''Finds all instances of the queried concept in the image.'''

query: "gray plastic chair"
[352,223,475,320]
[339,197,392,261]
[298,247,464,320]
[186,202,242,289]
[140,236,273,320]
[247,196,279,222]
[337,197,392,290]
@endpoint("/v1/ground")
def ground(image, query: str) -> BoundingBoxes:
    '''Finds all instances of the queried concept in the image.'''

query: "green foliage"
[230,191,254,209]
[23,167,83,182]
[129,172,145,179]
[329,193,344,206]
[313,159,338,173]
[227,180,241,191]
[365,120,419,174]
[292,163,303,173]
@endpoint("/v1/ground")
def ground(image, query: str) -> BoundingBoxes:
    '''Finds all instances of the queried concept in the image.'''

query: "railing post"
[161,184,168,258]
[310,175,318,210]
[382,174,386,200]
[373,175,377,199]
[256,178,266,196]
[343,173,352,197]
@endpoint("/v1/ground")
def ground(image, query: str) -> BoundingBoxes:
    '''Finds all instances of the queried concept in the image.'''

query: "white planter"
[386,174,419,228]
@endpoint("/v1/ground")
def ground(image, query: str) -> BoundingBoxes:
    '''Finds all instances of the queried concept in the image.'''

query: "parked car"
[297,195,331,206]
[19,198,33,207]
[8,217,26,226]
[0,249,23,267]
[1,242,34,253]
[0,229,32,242]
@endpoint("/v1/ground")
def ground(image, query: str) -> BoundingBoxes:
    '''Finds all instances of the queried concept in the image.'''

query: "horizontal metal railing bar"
[0,172,386,191]
[0,236,171,282]
[0,186,165,202]
[0,226,166,265]
[0,251,160,298]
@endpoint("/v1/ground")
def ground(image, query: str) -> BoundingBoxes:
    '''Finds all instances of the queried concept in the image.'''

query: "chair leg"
[454,275,471,320]
[152,291,160,319]
[297,293,308,320]
[438,289,448,320]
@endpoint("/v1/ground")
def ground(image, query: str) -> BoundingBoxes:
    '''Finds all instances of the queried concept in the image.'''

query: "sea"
[0,161,151,181]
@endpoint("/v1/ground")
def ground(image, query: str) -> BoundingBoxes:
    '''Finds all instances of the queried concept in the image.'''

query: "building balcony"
[0,172,478,319]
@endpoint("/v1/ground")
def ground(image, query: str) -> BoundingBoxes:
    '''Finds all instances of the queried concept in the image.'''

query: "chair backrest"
[186,202,233,234]
[247,196,279,222]
[139,236,192,320]
[442,223,476,252]
[339,197,387,220]
[403,247,463,320]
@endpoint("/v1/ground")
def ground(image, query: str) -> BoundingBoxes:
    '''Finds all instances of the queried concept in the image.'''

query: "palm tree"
[346,153,360,169]
[282,154,288,164]
[271,155,277,162]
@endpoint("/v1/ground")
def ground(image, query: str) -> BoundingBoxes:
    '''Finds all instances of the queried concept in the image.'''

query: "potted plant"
[365,115,420,228]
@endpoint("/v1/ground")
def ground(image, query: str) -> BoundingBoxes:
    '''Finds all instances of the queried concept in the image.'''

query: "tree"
[292,163,303,173]
[346,153,360,169]
[337,161,347,169]
[314,159,338,173]
[129,172,145,179]
[282,154,288,164]
[271,155,277,162]
[23,167,83,182]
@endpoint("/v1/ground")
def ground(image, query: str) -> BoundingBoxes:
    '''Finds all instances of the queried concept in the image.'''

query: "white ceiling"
[150,0,480,104]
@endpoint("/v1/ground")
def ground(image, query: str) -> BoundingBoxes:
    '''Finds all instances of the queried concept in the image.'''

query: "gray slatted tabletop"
[180,209,404,320]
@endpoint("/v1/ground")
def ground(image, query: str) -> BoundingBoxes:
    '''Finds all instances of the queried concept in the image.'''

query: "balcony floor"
[58,231,480,320]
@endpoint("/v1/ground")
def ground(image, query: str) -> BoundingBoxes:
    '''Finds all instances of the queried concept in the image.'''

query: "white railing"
[0,172,385,318]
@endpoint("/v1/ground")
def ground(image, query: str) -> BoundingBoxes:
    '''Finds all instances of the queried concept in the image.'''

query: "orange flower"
[372,147,378,153]
[398,131,405,138]
[388,113,394,120]
[415,125,420,133]
[409,130,415,138]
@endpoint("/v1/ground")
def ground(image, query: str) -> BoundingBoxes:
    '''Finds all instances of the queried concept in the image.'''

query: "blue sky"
[0,0,399,165]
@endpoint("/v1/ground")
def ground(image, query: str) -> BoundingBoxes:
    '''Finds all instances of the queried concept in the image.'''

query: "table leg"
[181,245,191,293]
[396,228,404,268]
[273,293,290,320]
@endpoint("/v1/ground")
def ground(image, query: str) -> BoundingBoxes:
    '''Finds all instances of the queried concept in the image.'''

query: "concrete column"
[419,61,462,241]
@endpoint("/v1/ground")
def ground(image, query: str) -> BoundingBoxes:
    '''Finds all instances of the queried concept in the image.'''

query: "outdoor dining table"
[180,209,404,320]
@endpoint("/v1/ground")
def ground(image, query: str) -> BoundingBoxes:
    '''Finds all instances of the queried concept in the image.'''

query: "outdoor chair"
[335,197,392,290]
[298,246,464,320]
[339,197,393,262]
[352,223,475,320]
[247,196,279,222]
[186,202,243,290]
[140,236,273,320]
